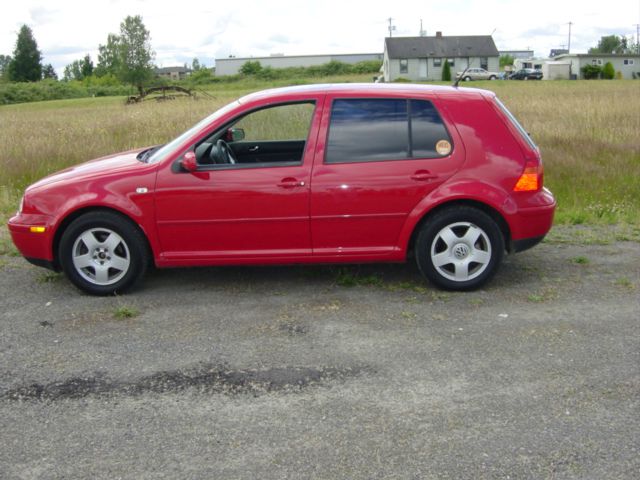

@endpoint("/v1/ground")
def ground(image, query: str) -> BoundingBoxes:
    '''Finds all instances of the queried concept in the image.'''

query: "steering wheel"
[214,139,236,164]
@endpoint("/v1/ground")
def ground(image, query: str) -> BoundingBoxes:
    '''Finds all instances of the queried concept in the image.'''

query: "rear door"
[310,95,465,258]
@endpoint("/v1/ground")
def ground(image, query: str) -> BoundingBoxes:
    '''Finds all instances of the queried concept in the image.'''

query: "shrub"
[240,61,262,75]
[442,60,451,81]
[602,62,615,79]
[581,64,602,79]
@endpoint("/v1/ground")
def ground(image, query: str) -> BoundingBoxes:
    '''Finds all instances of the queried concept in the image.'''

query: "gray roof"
[385,36,499,59]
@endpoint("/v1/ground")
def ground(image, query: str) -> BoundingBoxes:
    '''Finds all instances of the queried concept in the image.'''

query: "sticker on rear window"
[436,140,452,156]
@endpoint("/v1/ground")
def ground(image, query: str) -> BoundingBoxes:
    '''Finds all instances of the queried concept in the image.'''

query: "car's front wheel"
[415,206,504,290]
[59,211,149,295]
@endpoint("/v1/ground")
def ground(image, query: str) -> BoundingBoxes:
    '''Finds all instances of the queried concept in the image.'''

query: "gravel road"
[1,226,638,479]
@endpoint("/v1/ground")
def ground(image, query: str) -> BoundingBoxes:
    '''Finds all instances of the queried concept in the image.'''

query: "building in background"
[383,32,499,82]
[552,53,640,79]
[499,50,534,59]
[214,53,383,76]
[155,66,192,81]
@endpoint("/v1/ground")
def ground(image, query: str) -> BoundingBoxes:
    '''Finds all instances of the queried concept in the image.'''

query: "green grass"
[113,305,139,319]
[570,256,590,265]
[1,77,638,232]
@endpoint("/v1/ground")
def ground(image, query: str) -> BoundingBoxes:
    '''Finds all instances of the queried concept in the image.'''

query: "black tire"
[464,76,471,81]
[489,75,496,80]
[58,211,149,295]
[415,206,505,291]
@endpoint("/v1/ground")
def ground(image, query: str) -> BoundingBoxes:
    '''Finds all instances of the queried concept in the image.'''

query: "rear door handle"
[277,178,305,188]
[248,146,260,152]
[411,170,438,181]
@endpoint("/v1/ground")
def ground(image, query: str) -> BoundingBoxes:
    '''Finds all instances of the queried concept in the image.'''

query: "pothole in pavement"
[1,364,369,401]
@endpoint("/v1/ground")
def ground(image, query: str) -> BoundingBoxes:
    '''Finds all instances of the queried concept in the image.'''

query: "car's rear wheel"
[59,211,149,295]
[464,76,471,81]
[415,206,504,290]
[489,75,496,80]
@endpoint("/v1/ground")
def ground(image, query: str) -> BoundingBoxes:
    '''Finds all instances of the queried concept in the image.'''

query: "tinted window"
[326,99,408,163]
[410,100,451,158]
[325,99,451,164]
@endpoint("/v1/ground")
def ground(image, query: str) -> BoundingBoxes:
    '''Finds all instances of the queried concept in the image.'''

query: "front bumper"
[7,213,55,264]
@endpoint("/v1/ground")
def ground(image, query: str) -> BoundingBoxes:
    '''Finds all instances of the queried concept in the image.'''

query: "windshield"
[147,100,241,163]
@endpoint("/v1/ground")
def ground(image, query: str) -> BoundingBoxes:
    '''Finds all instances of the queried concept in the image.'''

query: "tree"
[192,58,201,71]
[7,25,42,82]
[81,54,94,78]
[499,54,514,68]
[588,35,629,54]
[442,59,451,81]
[42,63,58,80]
[96,34,122,77]
[0,54,11,79]
[116,15,155,94]
[64,60,82,81]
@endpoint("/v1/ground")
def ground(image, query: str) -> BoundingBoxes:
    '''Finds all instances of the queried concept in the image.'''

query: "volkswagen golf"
[8,83,556,295]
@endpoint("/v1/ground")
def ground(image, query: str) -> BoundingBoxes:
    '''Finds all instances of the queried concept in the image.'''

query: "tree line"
[1,16,155,94]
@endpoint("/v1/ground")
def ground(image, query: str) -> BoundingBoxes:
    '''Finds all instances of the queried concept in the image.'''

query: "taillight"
[513,160,543,192]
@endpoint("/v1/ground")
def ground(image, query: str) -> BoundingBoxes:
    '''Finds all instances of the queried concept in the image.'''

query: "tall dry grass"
[1,80,639,226]
[485,81,640,224]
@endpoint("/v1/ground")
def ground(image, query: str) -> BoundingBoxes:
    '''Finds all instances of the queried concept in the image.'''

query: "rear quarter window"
[325,98,452,164]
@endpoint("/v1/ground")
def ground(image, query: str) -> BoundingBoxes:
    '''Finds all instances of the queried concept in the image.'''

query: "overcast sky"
[1,0,638,74]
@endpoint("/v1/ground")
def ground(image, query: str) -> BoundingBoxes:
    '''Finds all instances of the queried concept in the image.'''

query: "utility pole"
[634,24,640,54]
[567,21,573,53]
[387,17,396,37]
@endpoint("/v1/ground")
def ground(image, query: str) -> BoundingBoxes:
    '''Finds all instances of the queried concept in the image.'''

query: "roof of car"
[238,83,494,104]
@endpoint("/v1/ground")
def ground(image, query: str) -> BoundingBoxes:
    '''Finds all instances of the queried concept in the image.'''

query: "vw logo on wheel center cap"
[453,243,470,259]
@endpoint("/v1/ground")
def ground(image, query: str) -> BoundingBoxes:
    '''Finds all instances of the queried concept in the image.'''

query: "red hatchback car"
[8,84,555,295]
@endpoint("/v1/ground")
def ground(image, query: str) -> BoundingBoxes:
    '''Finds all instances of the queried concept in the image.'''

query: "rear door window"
[325,98,451,163]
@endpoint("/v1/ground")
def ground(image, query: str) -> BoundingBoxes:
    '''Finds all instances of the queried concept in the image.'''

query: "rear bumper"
[512,235,545,253]
[507,188,556,252]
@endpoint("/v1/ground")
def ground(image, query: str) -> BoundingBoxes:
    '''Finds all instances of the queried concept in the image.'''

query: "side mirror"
[226,128,245,142]
[181,151,197,172]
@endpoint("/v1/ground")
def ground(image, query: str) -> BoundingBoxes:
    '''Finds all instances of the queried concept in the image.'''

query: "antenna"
[419,19,426,37]
[387,17,396,37]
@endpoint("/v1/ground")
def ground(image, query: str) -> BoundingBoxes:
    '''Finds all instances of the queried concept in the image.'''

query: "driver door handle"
[248,146,260,152]
[277,178,305,188]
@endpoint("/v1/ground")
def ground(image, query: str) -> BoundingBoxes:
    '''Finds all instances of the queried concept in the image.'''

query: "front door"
[154,101,321,262]
[419,58,428,79]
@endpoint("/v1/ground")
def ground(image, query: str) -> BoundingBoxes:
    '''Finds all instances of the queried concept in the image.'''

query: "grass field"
[1,77,639,232]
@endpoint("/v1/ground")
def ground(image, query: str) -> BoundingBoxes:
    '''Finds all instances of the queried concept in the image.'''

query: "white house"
[552,53,640,79]
[383,32,499,82]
